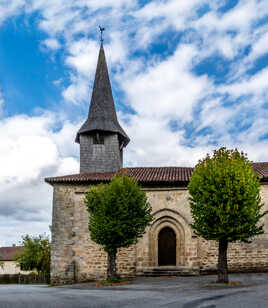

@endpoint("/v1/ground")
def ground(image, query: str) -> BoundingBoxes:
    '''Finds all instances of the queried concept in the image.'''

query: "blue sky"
[0,16,62,116]
[0,0,268,245]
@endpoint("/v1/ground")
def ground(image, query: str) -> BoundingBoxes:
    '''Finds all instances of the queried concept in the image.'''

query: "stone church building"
[46,44,268,284]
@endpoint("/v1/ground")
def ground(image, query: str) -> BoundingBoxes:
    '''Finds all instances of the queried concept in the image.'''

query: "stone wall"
[0,261,32,275]
[50,183,268,283]
[51,184,136,284]
[80,132,122,173]
[51,185,75,284]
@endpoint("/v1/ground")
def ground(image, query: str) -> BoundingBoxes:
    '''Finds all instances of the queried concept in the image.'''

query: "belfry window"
[93,132,104,144]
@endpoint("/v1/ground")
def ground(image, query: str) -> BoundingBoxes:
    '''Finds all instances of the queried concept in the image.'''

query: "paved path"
[0,273,268,307]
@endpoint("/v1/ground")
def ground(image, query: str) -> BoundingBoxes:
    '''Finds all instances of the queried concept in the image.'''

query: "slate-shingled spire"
[75,45,130,146]
[76,41,130,173]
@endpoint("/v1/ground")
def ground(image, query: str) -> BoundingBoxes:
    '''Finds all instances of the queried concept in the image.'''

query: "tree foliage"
[188,147,267,282]
[15,234,50,274]
[85,175,152,278]
[189,147,266,241]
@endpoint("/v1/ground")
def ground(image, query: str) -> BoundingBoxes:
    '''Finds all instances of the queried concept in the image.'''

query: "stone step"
[143,271,180,277]
[141,267,198,277]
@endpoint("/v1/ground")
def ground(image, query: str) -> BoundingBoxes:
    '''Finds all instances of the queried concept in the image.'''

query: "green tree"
[15,234,50,274]
[188,147,267,283]
[85,175,152,279]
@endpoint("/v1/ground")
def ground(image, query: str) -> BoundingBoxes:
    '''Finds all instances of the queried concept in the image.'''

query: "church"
[45,42,268,284]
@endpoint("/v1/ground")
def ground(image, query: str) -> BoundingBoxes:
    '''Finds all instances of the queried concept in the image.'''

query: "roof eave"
[44,178,189,187]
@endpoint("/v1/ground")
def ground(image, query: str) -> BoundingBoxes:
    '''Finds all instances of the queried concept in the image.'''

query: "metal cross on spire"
[99,26,105,45]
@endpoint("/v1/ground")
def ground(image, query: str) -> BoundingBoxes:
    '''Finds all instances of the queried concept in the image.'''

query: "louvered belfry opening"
[158,227,176,266]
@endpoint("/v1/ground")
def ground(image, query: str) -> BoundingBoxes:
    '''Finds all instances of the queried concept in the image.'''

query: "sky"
[0,0,268,246]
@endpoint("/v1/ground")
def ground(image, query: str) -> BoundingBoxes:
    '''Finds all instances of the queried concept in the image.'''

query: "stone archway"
[158,227,176,266]
[148,209,192,267]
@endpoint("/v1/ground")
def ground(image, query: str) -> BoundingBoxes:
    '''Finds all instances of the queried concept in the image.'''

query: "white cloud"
[66,39,99,77]
[0,113,79,245]
[132,0,207,48]
[62,39,99,103]
[195,1,261,33]
[121,44,210,123]
[28,0,136,39]
[43,38,61,50]
[1,0,268,245]
[62,75,90,104]
[191,0,268,61]
[0,113,79,188]
[122,113,212,167]
[248,30,268,62]
[0,0,26,25]
[198,98,235,134]
[134,0,205,29]
[220,67,268,98]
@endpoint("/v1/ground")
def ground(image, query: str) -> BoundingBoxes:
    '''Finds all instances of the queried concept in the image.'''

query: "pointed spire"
[75,44,130,146]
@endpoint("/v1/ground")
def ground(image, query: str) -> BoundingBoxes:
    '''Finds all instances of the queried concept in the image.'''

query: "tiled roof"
[0,246,24,261]
[125,167,193,182]
[252,162,268,179]
[45,167,193,185]
[45,163,268,185]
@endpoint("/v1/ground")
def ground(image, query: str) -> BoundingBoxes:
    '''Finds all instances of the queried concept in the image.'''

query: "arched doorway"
[158,227,176,266]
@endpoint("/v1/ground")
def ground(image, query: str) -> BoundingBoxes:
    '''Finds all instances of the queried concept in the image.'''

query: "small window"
[93,132,104,144]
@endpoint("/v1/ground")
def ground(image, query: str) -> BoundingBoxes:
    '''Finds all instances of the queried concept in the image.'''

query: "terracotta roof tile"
[45,166,195,185]
[0,246,24,261]
[252,162,268,179]
[45,163,268,185]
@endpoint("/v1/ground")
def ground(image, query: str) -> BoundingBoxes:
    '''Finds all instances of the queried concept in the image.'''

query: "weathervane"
[99,26,105,45]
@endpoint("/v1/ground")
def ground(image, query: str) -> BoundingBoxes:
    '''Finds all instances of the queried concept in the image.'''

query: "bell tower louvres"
[75,44,130,173]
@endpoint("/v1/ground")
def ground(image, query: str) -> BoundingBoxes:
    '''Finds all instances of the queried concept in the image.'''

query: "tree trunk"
[107,250,117,279]
[217,239,229,283]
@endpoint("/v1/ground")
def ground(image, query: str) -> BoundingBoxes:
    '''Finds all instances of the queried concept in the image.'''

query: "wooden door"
[158,227,176,266]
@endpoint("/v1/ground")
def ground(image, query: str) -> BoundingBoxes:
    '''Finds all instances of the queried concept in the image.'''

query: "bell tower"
[75,32,130,173]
